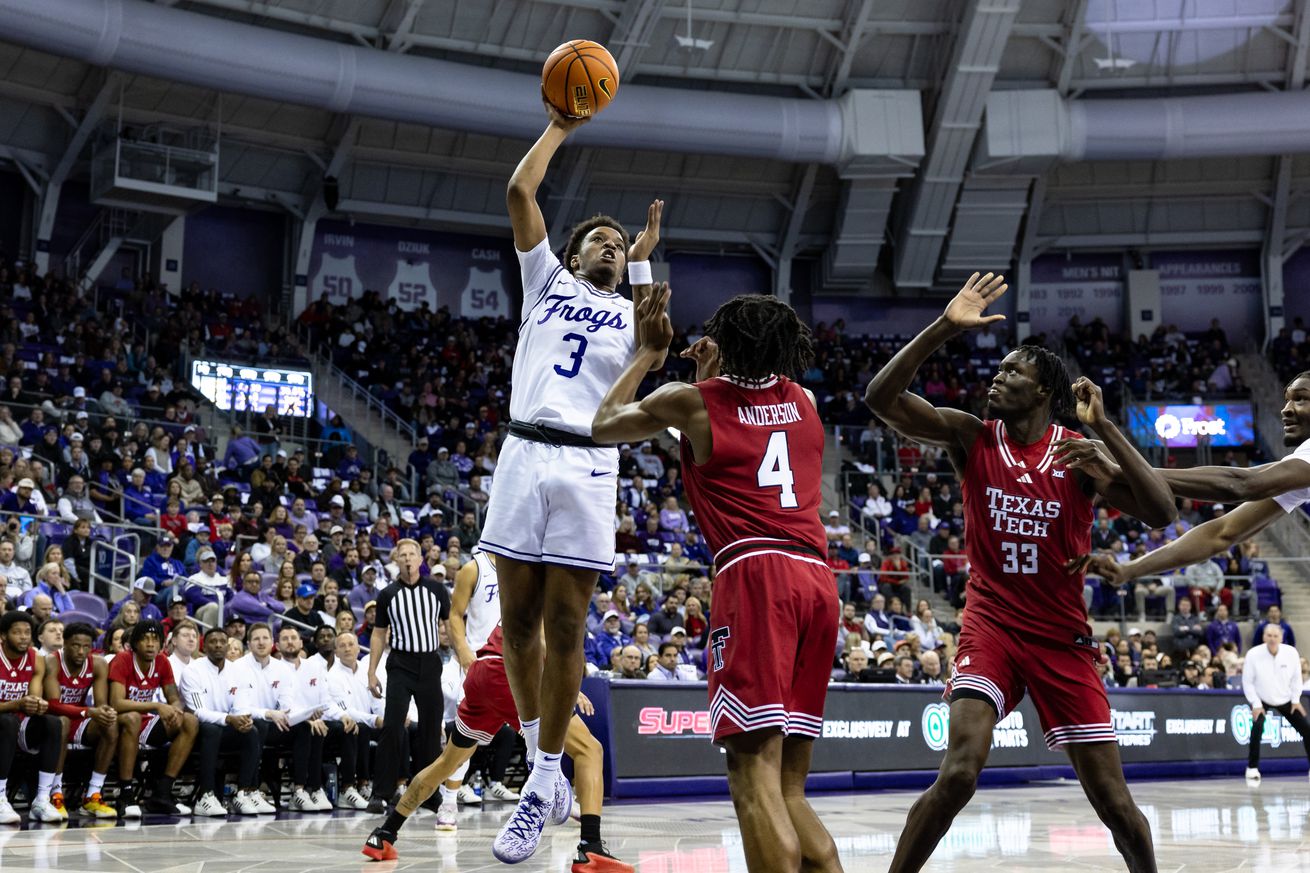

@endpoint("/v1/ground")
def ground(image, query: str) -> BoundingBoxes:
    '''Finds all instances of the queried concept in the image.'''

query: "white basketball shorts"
[479,435,619,574]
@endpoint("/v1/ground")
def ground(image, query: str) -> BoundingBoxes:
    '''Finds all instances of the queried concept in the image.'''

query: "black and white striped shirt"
[374,574,450,654]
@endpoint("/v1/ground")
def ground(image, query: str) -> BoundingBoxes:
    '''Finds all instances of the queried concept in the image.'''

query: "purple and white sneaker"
[492,790,552,864]
[548,772,573,827]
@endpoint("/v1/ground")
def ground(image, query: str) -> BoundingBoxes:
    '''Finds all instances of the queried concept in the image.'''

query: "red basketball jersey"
[961,420,1094,643]
[0,647,35,701]
[108,650,174,702]
[56,651,94,707]
[679,375,826,558]
[476,625,504,660]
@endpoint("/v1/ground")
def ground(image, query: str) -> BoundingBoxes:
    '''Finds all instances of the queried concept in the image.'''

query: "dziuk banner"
[308,219,520,318]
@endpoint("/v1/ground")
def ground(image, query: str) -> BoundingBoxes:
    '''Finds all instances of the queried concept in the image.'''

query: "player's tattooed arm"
[594,284,711,458]
[864,272,1004,459]
[1057,378,1176,529]
[628,199,666,372]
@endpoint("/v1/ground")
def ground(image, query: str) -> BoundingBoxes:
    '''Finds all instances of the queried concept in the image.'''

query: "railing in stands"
[292,322,417,447]
[88,538,138,603]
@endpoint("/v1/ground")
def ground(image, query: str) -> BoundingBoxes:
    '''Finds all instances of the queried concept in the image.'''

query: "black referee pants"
[1248,701,1310,768]
[374,650,442,801]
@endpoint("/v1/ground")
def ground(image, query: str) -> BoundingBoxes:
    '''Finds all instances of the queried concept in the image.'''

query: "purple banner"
[1281,248,1310,327]
[1148,250,1261,335]
[1028,253,1125,336]
[667,253,771,329]
[308,219,521,319]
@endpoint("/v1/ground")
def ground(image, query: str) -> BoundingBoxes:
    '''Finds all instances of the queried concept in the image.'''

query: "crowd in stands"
[1269,315,1310,384]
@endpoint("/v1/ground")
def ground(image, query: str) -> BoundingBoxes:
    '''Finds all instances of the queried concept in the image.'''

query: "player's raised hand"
[636,281,673,355]
[1071,377,1107,426]
[1052,436,1120,481]
[542,90,590,133]
[681,336,721,381]
[628,199,664,266]
[942,272,1007,331]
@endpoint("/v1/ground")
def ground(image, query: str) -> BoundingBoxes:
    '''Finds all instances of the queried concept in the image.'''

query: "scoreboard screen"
[190,360,314,418]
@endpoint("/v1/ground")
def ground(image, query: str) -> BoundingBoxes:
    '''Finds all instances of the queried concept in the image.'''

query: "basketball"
[541,39,620,119]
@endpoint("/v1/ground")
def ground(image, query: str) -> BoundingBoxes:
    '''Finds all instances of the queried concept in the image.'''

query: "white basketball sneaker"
[492,789,553,863]
[1245,767,1261,784]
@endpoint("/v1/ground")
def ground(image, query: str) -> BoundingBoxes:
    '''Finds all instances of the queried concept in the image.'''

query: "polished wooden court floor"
[0,774,1307,872]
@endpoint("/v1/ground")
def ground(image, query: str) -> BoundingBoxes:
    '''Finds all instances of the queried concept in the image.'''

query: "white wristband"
[628,260,653,285]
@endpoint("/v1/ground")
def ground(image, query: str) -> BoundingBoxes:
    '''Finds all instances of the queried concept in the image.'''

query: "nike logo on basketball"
[590,470,611,477]
[598,77,613,99]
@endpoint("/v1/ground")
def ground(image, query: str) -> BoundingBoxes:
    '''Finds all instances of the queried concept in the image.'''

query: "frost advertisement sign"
[1148,250,1262,335]
[306,219,519,317]
[1027,253,1125,338]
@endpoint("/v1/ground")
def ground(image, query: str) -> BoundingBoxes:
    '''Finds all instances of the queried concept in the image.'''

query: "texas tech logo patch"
[709,627,731,672]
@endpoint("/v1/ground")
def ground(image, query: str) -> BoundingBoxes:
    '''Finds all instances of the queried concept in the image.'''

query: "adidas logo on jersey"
[1016,473,1033,484]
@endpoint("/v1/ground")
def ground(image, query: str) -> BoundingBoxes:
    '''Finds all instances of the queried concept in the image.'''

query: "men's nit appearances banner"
[1028,253,1126,337]
[1148,250,1262,336]
[307,219,521,319]
[601,682,1308,782]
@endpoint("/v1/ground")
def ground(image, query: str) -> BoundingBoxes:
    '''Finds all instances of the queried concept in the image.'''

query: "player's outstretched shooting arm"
[863,272,1005,465]
[1056,379,1177,530]
[592,285,710,457]
[506,102,585,251]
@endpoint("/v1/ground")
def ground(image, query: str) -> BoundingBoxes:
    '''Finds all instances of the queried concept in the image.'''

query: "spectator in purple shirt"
[222,425,261,475]
[0,477,40,515]
[336,444,364,480]
[1206,603,1242,653]
[658,496,688,534]
[229,569,287,624]
[346,564,383,611]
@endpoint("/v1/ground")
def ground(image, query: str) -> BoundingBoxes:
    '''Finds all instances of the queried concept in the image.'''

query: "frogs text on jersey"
[537,294,627,333]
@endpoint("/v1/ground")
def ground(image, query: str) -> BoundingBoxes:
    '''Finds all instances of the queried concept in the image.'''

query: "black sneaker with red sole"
[572,841,634,873]
[362,828,399,862]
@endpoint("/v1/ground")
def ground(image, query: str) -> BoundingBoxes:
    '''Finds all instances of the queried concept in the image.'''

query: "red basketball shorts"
[68,716,92,749]
[947,610,1114,749]
[455,657,519,746]
[707,551,839,744]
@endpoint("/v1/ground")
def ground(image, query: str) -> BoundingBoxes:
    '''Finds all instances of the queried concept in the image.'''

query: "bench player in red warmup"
[865,272,1175,873]
[44,622,120,818]
[593,289,843,873]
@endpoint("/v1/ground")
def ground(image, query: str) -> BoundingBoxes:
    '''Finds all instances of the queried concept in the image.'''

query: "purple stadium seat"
[69,592,108,622]
[55,610,99,628]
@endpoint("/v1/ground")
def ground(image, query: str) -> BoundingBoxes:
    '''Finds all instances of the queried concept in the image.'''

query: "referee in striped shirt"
[367,539,450,812]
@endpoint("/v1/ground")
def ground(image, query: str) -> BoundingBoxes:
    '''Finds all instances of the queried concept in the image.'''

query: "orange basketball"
[542,39,620,119]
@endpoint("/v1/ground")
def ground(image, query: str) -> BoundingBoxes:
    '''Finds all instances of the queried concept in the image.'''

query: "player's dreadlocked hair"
[703,294,815,381]
[1012,344,1076,421]
[563,214,630,272]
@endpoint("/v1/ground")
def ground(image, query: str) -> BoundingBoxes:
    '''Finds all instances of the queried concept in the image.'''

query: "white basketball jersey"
[314,253,363,305]
[464,549,502,652]
[388,260,437,311]
[461,266,511,320]
[511,238,635,436]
